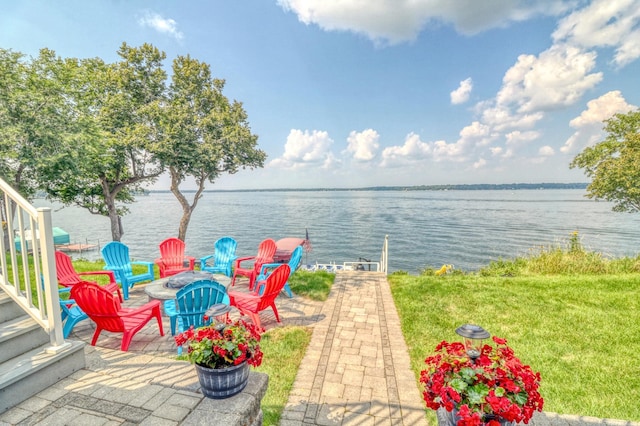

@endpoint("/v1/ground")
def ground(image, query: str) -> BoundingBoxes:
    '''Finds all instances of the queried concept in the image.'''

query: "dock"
[56,242,98,253]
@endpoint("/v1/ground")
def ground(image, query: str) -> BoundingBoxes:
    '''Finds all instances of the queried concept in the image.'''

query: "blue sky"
[2,1,639,190]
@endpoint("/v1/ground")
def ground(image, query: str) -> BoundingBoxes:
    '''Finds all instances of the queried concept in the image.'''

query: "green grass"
[390,255,640,421]
[287,269,334,301]
[256,326,312,425]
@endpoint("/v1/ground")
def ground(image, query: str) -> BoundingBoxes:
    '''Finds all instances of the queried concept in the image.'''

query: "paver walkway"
[281,271,427,425]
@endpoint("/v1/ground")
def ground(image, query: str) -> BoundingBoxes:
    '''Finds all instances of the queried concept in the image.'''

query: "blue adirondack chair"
[101,241,155,300]
[165,280,230,354]
[58,287,89,338]
[199,237,238,277]
[256,245,303,298]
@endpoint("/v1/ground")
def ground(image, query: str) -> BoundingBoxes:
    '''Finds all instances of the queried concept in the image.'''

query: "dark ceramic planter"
[195,361,250,399]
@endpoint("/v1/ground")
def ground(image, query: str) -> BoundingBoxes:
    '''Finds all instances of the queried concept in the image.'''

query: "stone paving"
[1,272,639,425]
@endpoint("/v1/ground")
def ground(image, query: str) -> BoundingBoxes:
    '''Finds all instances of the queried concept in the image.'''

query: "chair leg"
[170,316,177,336]
[121,331,134,351]
[154,307,165,336]
[91,327,102,346]
[283,283,293,298]
[249,312,262,331]
[271,303,281,323]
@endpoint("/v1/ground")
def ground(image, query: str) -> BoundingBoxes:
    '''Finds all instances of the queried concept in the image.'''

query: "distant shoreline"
[144,182,588,194]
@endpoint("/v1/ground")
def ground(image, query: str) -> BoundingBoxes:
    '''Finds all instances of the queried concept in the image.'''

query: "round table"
[144,270,232,301]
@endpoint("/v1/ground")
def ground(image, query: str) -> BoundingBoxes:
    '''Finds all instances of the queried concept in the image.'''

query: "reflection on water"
[36,189,640,274]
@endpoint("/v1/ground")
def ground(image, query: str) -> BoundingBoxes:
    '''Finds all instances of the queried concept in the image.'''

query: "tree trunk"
[101,179,124,241]
[169,167,205,241]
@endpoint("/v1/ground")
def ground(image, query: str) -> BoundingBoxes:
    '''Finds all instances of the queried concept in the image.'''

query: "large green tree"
[41,43,166,241]
[570,109,640,213]
[151,55,265,241]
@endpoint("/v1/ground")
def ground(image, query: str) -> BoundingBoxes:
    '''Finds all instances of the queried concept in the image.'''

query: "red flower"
[174,319,264,369]
[420,336,543,424]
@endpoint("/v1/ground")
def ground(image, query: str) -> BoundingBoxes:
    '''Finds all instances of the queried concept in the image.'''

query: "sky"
[1,0,639,190]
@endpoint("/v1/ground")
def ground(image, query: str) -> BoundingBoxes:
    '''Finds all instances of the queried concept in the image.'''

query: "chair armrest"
[258,262,280,276]
[132,261,154,274]
[234,256,255,268]
[228,291,260,305]
[200,254,214,268]
[186,257,195,269]
[78,270,117,284]
[119,299,161,316]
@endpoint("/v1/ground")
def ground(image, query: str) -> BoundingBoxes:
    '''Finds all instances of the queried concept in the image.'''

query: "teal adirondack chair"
[165,280,230,354]
[256,245,303,298]
[101,241,155,300]
[58,287,89,338]
[199,237,238,277]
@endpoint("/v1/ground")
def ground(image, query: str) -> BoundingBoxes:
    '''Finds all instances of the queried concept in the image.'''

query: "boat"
[14,227,98,253]
[14,227,70,252]
[274,237,307,263]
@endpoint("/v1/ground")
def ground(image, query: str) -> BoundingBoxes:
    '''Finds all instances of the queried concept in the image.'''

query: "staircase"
[0,290,85,413]
[1,177,86,413]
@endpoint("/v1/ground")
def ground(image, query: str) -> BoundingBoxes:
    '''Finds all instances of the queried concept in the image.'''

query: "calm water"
[35,189,639,274]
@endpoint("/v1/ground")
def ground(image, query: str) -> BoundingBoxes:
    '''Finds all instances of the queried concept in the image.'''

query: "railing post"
[38,207,66,348]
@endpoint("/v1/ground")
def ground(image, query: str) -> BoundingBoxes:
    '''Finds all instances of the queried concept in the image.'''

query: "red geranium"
[420,336,543,425]
[174,318,264,369]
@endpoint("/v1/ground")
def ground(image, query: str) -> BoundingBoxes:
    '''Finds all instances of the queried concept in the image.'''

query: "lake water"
[34,189,639,274]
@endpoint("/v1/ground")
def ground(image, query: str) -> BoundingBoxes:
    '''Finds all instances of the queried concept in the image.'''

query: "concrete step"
[0,340,86,413]
[0,315,50,365]
[0,291,24,323]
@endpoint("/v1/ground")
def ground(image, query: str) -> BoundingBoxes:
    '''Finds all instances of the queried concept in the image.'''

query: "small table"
[144,270,232,301]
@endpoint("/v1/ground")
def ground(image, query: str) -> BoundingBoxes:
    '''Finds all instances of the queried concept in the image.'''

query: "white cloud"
[505,130,540,145]
[561,90,637,153]
[490,146,503,156]
[379,133,432,167]
[277,0,572,44]
[345,129,380,161]
[450,78,473,105]
[496,45,603,113]
[538,145,555,156]
[569,90,636,128]
[552,0,640,66]
[472,158,487,169]
[269,129,336,169]
[138,11,184,40]
[458,121,495,147]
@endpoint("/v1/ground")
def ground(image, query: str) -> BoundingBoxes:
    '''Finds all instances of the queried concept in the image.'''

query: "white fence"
[0,178,66,349]
[302,234,389,275]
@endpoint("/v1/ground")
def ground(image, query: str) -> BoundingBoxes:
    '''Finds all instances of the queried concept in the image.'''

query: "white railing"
[0,178,67,350]
[303,234,389,275]
[380,234,388,274]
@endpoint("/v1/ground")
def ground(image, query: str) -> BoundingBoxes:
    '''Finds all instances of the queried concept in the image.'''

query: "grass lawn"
[389,272,640,421]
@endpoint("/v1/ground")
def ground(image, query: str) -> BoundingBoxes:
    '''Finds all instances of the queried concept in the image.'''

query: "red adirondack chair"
[155,237,196,278]
[55,251,122,301]
[231,238,277,289]
[228,264,290,331]
[70,281,164,351]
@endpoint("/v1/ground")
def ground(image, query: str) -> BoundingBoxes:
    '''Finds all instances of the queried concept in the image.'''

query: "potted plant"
[174,317,264,399]
[420,335,544,426]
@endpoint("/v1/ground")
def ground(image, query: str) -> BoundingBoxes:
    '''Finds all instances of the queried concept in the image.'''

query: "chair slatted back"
[101,241,134,276]
[71,281,125,332]
[256,264,290,311]
[175,280,230,330]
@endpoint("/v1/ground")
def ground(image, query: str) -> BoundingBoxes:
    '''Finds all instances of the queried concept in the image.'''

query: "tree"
[151,55,266,241]
[570,109,640,213]
[0,48,79,247]
[41,43,166,241]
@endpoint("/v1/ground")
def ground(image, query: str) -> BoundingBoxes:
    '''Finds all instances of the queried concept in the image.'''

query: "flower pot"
[436,408,515,426]
[195,361,250,399]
